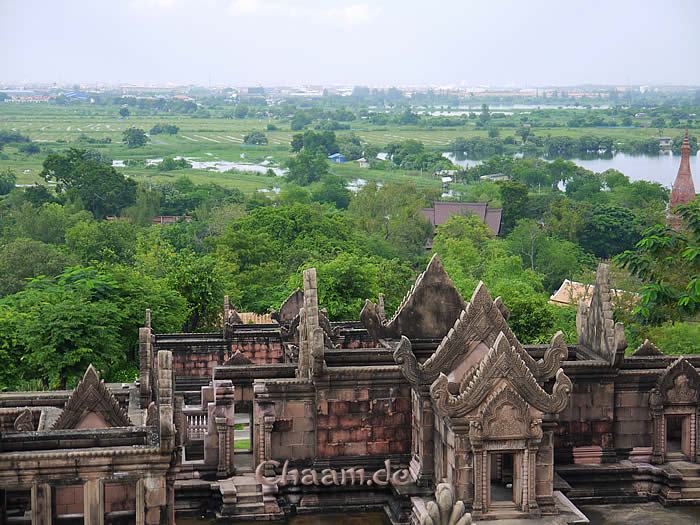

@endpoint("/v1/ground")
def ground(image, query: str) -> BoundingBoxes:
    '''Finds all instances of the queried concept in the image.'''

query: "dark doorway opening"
[667,415,684,454]
[490,453,514,503]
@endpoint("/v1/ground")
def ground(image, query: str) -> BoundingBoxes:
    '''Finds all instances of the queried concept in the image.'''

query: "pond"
[443,151,700,187]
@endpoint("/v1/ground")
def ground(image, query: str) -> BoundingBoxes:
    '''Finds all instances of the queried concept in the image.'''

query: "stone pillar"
[139,310,153,409]
[143,477,166,525]
[157,350,175,452]
[204,380,236,477]
[410,389,435,487]
[535,430,556,514]
[31,483,52,525]
[83,479,102,525]
[298,268,325,380]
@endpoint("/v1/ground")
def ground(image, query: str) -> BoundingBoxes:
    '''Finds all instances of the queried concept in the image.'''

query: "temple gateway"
[2,257,700,523]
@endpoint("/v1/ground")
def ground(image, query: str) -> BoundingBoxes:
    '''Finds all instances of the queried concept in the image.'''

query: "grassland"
[0,103,689,193]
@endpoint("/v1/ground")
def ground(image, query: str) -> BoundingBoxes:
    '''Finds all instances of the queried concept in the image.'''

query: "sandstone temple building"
[2,254,700,524]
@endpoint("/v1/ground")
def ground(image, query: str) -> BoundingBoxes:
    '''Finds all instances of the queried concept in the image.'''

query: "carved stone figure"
[417,482,472,525]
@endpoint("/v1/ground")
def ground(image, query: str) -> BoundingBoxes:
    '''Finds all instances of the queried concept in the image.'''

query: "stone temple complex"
[3,256,700,524]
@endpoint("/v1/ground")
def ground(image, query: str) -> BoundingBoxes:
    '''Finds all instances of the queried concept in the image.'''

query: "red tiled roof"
[421,202,502,235]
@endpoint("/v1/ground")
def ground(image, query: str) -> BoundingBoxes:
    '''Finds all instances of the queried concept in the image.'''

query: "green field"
[0,103,689,193]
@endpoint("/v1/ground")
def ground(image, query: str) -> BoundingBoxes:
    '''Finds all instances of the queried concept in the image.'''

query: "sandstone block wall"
[232,337,284,364]
[614,390,652,451]
[555,380,615,464]
[54,485,84,516]
[269,398,317,460]
[104,481,137,512]
[172,349,230,378]
[316,385,411,458]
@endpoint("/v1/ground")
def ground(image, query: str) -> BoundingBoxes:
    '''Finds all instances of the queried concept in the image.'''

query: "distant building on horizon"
[667,130,697,230]
[421,201,502,248]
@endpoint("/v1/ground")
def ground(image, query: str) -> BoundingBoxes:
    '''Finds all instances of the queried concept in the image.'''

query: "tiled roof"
[421,202,502,235]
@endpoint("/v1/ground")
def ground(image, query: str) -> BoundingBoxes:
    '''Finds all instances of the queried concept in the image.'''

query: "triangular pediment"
[393,282,568,387]
[52,365,131,430]
[431,332,572,418]
[362,254,466,340]
[631,339,664,357]
[272,289,304,324]
[656,357,699,405]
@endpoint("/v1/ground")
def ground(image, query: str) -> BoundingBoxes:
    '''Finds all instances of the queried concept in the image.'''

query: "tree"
[311,175,351,209]
[243,131,268,145]
[497,181,529,234]
[65,220,138,265]
[234,105,249,119]
[616,201,700,324]
[118,106,130,118]
[286,149,330,186]
[122,127,148,148]
[0,168,16,195]
[579,205,639,258]
[0,266,187,388]
[0,238,77,296]
[41,149,137,218]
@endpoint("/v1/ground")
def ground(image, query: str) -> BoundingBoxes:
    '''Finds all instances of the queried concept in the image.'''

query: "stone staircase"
[218,475,284,520]
[480,501,529,521]
[670,461,700,501]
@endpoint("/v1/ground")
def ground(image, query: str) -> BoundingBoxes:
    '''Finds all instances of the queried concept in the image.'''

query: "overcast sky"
[1,0,699,87]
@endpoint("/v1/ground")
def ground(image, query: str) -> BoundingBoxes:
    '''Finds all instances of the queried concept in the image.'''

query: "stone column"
[410,389,435,487]
[157,350,175,452]
[31,483,52,525]
[204,380,236,477]
[139,310,153,409]
[83,479,102,525]
[143,477,166,525]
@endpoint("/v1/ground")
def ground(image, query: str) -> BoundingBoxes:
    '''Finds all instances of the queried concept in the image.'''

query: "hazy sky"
[2,0,699,87]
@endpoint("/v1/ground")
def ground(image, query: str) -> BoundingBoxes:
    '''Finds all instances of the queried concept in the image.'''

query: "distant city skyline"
[1,0,699,87]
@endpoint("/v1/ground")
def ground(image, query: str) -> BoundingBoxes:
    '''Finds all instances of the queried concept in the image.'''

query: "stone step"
[681,476,700,486]
[680,487,700,498]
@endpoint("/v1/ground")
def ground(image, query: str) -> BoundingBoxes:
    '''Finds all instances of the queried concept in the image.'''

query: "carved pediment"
[361,254,467,340]
[576,263,627,365]
[272,288,304,324]
[393,283,568,387]
[632,339,664,357]
[52,365,131,430]
[430,333,572,419]
[13,408,34,432]
[656,357,699,405]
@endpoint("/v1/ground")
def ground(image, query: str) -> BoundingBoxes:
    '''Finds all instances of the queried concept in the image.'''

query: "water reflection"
[444,151,700,187]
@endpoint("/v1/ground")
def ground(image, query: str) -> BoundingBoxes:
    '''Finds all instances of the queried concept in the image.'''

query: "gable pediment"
[430,332,572,419]
[655,357,699,405]
[393,282,568,387]
[52,365,131,430]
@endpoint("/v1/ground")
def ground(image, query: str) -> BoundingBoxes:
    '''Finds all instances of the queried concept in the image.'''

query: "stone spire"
[668,130,696,229]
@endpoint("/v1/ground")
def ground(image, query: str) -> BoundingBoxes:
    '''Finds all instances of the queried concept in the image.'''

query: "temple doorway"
[490,452,515,504]
[666,414,691,459]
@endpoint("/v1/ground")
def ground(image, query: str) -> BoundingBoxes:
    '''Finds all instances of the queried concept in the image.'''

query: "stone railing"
[183,406,207,440]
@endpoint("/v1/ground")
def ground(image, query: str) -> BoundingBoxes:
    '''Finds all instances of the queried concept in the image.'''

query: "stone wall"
[231,333,284,364]
[316,383,411,458]
[556,379,616,464]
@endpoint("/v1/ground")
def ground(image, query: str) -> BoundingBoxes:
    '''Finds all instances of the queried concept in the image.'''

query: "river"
[444,152,700,187]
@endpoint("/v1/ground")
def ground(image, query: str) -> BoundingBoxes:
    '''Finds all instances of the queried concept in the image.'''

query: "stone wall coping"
[0,445,164,462]
[215,363,297,381]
